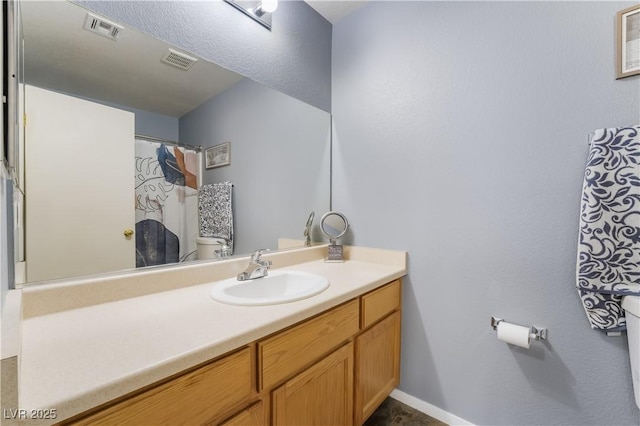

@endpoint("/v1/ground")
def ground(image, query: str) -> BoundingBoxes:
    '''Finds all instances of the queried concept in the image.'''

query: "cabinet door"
[354,311,401,425]
[272,342,353,426]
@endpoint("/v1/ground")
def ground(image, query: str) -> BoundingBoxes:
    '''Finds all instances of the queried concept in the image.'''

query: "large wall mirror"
[14,0,331,285]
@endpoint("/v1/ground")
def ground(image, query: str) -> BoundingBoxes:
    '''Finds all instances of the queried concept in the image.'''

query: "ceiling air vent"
[161,49,198,71]
[84,13,123,40]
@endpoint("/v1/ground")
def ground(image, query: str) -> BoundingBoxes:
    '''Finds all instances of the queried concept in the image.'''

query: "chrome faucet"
[237,249,272,281]
[216,241,232,258]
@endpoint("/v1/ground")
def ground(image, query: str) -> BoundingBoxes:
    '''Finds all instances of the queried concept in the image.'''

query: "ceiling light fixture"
[224,0,277,30]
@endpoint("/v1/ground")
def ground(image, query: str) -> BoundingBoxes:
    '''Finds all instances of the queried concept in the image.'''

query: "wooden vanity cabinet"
[65,279,402,426]
[265,280,401,426]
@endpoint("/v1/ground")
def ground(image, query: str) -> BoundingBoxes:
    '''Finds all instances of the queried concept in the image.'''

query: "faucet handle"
[251,249,269,262]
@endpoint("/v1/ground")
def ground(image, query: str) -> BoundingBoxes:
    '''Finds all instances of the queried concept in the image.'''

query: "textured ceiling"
[21,1,244,117]
[304,1,368,24]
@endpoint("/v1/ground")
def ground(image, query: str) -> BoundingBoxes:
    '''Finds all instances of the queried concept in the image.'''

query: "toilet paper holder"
[490,316,548,341]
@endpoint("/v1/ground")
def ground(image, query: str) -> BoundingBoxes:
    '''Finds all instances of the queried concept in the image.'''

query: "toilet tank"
[196,237,226,260]
[622,295,640,410]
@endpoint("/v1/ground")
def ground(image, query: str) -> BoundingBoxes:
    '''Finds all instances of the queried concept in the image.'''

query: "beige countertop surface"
[17,245,407,424]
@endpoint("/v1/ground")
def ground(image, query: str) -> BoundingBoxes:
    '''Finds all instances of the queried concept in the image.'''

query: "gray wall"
[332,1,640,425]
[180,78,331,255]
[130,108,178,142]
[106,103,178,142]
[74,0,332,112]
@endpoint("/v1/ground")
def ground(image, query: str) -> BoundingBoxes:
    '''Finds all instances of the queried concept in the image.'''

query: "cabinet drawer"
[72,347,253,425]
[220,401,265,426]
[258,300,359,390]
[361,280,401,329]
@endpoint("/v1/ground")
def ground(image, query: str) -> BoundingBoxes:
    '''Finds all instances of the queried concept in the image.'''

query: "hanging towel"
[577,126,640,332]
[199,182,234,252]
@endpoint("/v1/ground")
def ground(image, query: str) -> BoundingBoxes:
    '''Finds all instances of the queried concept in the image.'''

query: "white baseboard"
[389,389,475,426]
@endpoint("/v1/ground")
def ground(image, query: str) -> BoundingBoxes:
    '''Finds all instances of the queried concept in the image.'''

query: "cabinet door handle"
[124,229,134,238]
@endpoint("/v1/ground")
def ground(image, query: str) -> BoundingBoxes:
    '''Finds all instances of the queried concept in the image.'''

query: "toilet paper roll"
[497,321,531,349]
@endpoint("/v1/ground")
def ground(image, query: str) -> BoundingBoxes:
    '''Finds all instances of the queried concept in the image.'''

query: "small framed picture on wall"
[205,142,231,169]
[617,4,640,79]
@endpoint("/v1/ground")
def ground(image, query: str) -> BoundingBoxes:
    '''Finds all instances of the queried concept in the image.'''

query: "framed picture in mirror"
[617,4,640,79]
[205,142,231,169]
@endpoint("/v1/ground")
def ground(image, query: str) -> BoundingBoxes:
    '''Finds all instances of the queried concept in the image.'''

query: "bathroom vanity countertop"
[18,247,406,424]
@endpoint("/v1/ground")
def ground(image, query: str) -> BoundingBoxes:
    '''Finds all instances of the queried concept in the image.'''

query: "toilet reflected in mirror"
[320,211,349,262]
[196,237,231,260]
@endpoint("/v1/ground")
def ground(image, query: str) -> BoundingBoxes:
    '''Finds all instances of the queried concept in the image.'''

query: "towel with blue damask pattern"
[577,126,640,332]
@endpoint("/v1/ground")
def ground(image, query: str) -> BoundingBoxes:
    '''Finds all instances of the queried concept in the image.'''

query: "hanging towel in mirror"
[199,182,234,252]
[577,126,640,332]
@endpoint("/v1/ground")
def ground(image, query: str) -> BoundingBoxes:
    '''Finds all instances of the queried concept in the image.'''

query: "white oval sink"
[210,270,329,306]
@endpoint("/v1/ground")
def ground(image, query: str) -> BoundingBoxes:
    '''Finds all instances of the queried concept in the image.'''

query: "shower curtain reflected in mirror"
[135,137,200,267]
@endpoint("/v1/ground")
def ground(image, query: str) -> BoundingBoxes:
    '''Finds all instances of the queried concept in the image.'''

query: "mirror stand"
[320,211,349,263]
[326,239,345,263]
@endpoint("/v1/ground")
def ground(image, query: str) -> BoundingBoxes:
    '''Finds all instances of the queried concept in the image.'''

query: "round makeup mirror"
[320,211,349,243]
